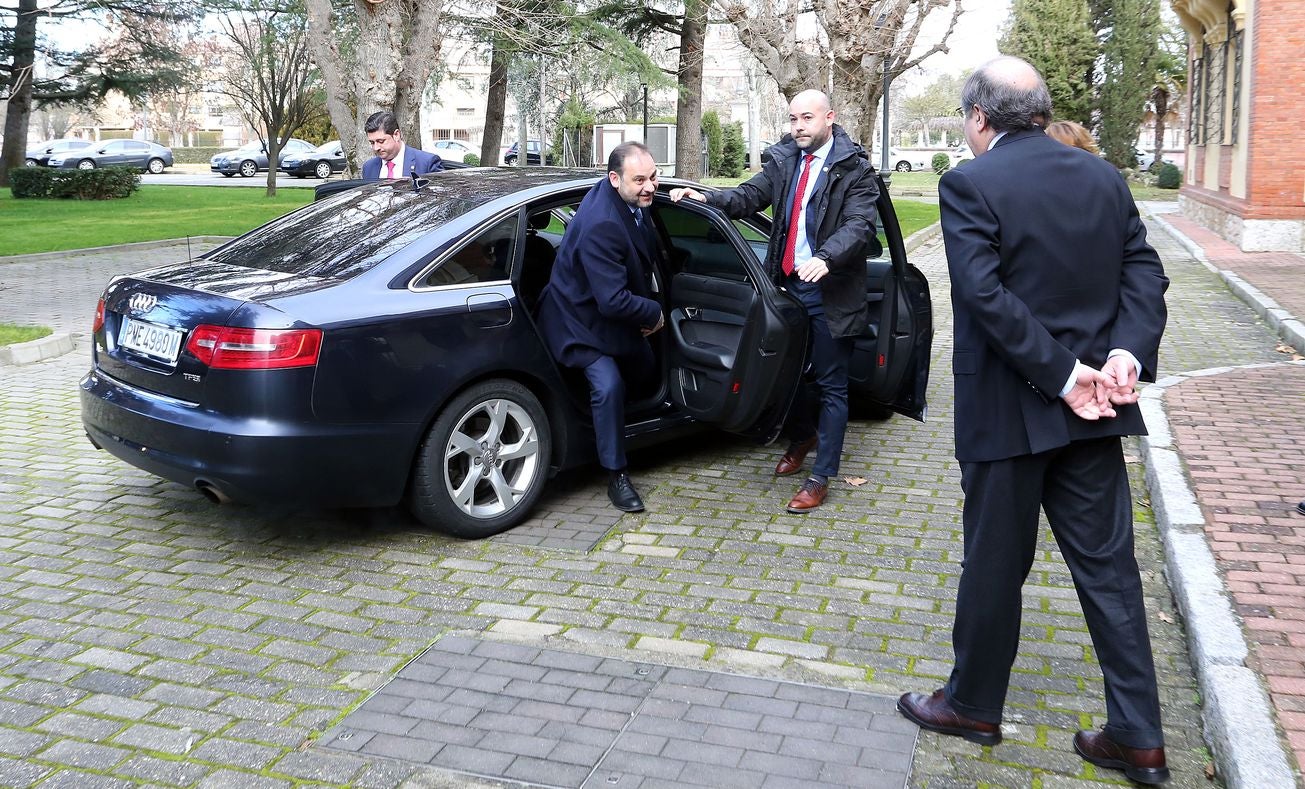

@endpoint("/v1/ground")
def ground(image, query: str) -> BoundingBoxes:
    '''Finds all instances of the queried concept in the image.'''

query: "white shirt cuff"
[1059,361,1086,398]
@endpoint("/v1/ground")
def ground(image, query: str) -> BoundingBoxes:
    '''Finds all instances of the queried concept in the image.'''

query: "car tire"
[410,379,552,538]
[239,160,257,178]
[314,161,332,179]
[77,159,96,170]
[147,158,165,174]
[504,155,518,166]
[894,161,911,172]
[24,158,37,167]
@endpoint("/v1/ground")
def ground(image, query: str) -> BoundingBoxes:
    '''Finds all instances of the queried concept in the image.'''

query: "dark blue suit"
[362,146,442,180]
[536,178,662,470]
[940,129,1169,749]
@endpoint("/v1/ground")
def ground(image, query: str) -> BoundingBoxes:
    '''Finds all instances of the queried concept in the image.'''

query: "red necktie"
[782,154,815,275]
[385,160,394,179]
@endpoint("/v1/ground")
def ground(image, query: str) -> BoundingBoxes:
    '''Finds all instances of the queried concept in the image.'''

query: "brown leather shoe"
[896,690,1002,746]
[785,478,828,513]
[1073,729,1170,784]
[774,437,817,476]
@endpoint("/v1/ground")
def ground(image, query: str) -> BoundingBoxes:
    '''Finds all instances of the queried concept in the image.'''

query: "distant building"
[1174,0,1305,251]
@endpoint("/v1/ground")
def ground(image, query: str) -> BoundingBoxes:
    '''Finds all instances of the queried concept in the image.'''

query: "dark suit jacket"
[941,129,1169,462]
[536,179,662,369]
[705,125,878,339]
[362,146,443,180]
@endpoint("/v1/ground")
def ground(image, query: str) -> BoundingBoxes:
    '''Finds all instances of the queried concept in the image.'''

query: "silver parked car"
[211,138,316,177]
[25,138,92,167]
[47,139,174,173]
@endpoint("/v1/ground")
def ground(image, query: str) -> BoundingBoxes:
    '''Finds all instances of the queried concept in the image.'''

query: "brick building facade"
[1174,0,1305,252]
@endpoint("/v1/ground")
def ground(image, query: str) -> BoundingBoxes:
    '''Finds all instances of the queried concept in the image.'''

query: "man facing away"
[670,89,879,514]
[895,56,1172,785]
[361,110,443,180]
[535,142,664,512]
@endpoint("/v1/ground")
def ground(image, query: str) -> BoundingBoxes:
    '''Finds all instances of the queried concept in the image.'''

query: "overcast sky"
[901,0,1013,89]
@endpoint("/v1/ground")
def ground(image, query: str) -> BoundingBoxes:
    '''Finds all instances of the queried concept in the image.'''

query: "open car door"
[846,174,932,420]
[651,197,808,442]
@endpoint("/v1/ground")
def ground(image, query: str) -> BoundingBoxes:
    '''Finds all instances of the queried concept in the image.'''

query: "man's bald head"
[961,56,1052,133]
[788,89,836,151]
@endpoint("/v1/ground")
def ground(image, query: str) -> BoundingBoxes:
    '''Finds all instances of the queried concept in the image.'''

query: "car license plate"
[119,316,183,364]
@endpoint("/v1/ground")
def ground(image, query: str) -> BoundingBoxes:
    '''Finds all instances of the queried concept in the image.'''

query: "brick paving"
[0,211,1290,787]
[1166,365,1305,774]
[1161,212,1305,327]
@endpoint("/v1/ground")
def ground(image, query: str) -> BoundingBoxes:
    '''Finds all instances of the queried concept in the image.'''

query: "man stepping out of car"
[672,89,880,513]
[535,142,664,513]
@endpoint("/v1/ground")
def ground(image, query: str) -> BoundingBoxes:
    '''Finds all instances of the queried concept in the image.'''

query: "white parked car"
[431,139,476,163]
[873,149,934,173]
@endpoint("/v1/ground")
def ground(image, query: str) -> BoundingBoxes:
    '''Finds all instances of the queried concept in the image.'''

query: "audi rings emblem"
[128,293,157,314]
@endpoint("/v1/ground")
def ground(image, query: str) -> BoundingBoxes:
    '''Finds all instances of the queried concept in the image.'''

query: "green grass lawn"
[0,324,52,346]
[0,186,314,257]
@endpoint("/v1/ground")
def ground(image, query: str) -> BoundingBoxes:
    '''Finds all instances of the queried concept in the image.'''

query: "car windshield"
[204,181,490,280]
[315,141,338,153]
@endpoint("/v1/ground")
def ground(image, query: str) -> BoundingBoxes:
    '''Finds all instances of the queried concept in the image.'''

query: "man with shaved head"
[896,56,1171,784]
[671,89,879,514]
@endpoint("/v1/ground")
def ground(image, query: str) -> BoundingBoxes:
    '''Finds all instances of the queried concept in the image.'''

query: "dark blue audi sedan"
[81,168,932,538]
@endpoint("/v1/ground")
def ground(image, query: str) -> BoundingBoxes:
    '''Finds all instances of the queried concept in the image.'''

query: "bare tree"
[305,0,448,175]
[216,1,319,195]
[724,0,964,146]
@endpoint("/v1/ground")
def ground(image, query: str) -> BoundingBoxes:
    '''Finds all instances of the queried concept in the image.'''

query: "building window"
[457,107,475,116]
[1190,54,1203,144]
[1230,12,1243,144]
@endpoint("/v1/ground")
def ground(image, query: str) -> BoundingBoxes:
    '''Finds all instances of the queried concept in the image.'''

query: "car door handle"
[465,294,511,327]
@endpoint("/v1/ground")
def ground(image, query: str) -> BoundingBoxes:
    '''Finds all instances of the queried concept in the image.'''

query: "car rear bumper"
[80,368,417,507]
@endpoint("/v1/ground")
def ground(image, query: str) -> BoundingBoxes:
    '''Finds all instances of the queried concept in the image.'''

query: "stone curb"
[1147,211,1305,352]
[0,236,234,266]
[0,332,76,366]
[1145,208,1301,786]
[905,220,941,253]
[1139,362,1302,789]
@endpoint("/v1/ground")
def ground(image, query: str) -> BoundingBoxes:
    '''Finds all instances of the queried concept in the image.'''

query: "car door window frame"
[407,209,519,292]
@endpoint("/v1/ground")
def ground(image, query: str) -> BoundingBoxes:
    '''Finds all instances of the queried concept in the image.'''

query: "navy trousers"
[582,343,653,471]
[783,313,854,478]
[944,436,1165,749]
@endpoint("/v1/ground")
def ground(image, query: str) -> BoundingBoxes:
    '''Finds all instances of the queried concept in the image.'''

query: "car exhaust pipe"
[195,480,232,505]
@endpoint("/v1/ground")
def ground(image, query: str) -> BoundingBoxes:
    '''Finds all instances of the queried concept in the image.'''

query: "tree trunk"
[481,27,509,166]
[1,0,39,187]
[265,134,280,196]
[674,0,706,180]
[306,0,364,174]
[1152,86,1168,162]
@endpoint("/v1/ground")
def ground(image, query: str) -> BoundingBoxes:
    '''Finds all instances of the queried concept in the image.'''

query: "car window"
[103,141,127,152]
[206,183,497,281]
[654,203,750,283]
[127,141,149,151]
[422,215,516,287]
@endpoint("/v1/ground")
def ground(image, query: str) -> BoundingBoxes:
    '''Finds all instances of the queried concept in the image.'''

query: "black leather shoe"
[607,472,644,512]
[1296,500,1305,516]
[897,689,1002,746]
[1073,730,1169,784]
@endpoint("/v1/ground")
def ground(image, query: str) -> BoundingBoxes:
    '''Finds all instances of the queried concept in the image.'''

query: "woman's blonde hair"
[1045,121,1099,154]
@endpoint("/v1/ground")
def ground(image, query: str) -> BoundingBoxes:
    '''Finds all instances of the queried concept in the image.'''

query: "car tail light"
[92,297,105,334]
[186,325,322,369]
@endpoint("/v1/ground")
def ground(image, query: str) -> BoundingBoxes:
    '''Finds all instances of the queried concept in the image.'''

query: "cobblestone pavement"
[0,217,1287,787]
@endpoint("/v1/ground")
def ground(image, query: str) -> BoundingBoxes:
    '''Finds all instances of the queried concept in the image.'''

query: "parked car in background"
[47,139,173,173]
[81,168,932,538]
[503,140,551,166]
[432,139,476,163]
[874,149,933,173]
[211,138,316,178]
[949,143,974,167]
[280,140,346,179]
[746,140,776,168]
[25,138,92,167]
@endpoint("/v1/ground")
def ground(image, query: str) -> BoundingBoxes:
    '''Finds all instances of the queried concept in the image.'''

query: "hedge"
[9,167,141,199]
[171,146,226,165]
